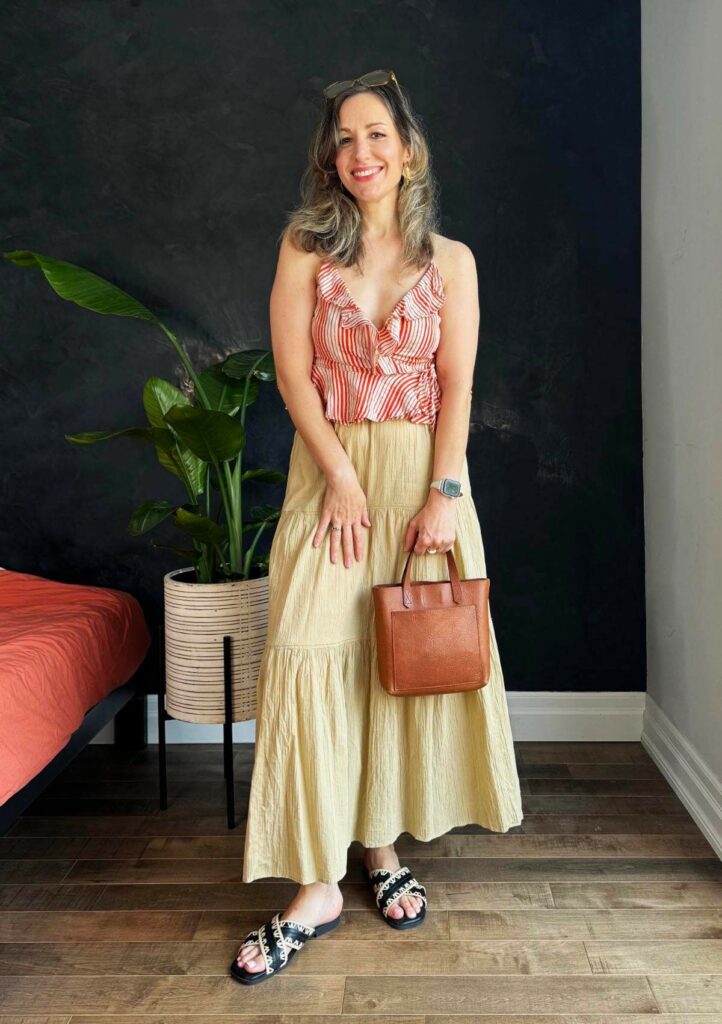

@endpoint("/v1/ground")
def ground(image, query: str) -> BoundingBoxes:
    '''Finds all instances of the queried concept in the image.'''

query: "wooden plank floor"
[1,740,721,1022]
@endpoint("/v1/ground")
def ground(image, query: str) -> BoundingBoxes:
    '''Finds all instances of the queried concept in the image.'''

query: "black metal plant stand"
[157,625,237,829]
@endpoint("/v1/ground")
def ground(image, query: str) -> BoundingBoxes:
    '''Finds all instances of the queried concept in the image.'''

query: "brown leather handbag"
[372,548,491,696]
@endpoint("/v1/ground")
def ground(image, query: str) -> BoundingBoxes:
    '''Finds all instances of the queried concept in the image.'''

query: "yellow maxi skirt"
[242,418,524,885]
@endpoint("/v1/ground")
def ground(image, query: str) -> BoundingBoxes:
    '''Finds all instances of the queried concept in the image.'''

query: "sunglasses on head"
[323,69,402,100]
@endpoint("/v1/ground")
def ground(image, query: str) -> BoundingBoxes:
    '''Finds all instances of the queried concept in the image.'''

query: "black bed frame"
[0,637,156,833]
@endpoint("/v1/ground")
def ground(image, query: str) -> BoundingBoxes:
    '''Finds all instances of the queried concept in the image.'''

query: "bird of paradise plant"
[4,250,285,584]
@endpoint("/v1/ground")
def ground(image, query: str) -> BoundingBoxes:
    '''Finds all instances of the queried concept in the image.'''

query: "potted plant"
[4,249,285,724]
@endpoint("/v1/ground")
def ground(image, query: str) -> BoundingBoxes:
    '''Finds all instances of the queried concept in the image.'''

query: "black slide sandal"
[365,864,428,930]
[230,911,342,985]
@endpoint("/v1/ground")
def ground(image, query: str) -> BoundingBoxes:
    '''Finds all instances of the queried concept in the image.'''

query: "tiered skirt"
[242,418,524,885]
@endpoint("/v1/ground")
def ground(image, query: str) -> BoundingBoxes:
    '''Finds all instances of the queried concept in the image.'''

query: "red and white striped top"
[310,258,445,428]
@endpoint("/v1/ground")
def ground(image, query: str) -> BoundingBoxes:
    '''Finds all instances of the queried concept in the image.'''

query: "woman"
[231,70,523,986]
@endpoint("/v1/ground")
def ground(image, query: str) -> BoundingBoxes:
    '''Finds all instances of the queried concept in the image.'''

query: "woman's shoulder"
[431,233,476,293]
[277,227,327,290]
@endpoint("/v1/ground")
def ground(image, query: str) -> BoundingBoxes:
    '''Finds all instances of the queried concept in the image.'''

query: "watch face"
[442,479,461,497]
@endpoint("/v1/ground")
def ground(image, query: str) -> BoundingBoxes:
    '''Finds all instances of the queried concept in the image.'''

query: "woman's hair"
[280,79,441,274]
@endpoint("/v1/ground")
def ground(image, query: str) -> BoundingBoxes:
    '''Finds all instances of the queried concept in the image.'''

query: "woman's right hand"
[311,466,371,567]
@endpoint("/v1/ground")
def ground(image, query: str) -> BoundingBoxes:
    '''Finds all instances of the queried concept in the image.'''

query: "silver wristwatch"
[430,477,463,498]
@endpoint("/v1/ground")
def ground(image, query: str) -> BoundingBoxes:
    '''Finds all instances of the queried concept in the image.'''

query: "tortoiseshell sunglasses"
[323,69,402,100]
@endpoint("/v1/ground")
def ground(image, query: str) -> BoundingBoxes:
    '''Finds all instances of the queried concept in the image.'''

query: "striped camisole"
[310,257,446,428]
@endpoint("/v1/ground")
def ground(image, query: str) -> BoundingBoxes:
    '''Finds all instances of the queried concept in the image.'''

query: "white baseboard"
[141,690,646,745]
[146,696,257,743]
[505,690,646,741]
[641,694,722,860]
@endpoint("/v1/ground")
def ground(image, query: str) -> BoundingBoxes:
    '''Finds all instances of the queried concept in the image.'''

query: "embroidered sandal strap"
[237,911,315,976]
[368,865,428,918]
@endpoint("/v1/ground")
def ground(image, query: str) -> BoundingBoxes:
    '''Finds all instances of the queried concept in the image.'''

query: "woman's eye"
[339,132,385,145]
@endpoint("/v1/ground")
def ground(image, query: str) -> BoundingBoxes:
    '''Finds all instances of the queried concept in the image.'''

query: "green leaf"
[66,427,156,445]
[221,349,275,382]
[249,503,281,520]
[164,405,245,463]
[243,504,282,528]
[143,377,191,427]
[198,364,260,413]
[240,468,287,484]
[147,427,180,454]
[143,378,206,495]
[173,507,228,546]
[3,250,160,323]
[129,500,176,535]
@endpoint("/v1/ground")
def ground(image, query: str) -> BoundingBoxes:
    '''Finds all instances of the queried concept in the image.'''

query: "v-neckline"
[325,260,438,333]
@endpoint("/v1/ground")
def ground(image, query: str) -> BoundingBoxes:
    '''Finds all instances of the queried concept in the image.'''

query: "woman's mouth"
[351,166,383,180]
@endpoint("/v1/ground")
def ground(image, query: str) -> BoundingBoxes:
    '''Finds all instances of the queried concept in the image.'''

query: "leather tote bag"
[372,548,491,696]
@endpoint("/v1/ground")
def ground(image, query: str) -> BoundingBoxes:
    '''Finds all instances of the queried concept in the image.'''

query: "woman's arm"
[269,230,354,482]
[269,231,370,567]
[433,241,479,481]
[404,242,480,555]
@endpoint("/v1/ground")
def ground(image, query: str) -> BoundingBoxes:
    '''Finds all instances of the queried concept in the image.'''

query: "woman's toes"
[383,891,425,921]
[399,895,417,918]
[237,944,264,971]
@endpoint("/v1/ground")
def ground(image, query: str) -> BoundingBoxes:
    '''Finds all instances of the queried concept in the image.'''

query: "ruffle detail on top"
[315,259,445,366]
[312,260,446,425]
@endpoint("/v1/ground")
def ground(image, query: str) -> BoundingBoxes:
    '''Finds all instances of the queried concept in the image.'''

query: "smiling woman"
[232,69,523,987]
[284,69,440,275]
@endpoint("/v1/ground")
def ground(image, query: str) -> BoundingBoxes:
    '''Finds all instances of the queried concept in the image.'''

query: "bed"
[0,567,152,827]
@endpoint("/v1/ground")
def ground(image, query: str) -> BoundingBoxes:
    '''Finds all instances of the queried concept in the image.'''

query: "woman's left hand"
[404,489,458,555]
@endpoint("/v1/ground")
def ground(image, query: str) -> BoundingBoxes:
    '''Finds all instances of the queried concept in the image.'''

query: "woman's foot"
[362,844,424,921]
[235,881,343,975]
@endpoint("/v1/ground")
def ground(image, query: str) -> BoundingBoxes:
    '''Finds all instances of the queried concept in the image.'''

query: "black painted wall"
[0,1,643,692]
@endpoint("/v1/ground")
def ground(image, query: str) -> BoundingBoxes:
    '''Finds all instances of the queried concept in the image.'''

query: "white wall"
[641,0,722,785]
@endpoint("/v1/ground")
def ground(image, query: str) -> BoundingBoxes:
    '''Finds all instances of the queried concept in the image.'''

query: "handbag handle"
[400,548,464,608]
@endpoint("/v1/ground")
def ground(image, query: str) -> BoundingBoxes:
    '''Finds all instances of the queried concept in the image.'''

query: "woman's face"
[334,92,410,201]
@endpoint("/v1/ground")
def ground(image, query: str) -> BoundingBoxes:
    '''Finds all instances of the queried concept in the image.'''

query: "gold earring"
[402,162,411,183]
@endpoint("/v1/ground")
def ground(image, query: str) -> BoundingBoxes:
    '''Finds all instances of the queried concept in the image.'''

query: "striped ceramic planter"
[163,567,269,724]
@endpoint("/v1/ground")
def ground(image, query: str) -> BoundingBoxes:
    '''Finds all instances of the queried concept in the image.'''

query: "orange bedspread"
[0,568,151,805]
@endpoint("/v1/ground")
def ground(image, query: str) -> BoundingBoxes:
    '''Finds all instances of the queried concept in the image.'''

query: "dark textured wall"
[0,1,643,692]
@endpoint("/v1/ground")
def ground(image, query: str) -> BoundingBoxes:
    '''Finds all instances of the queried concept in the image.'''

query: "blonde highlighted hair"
[280,78,441,274]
